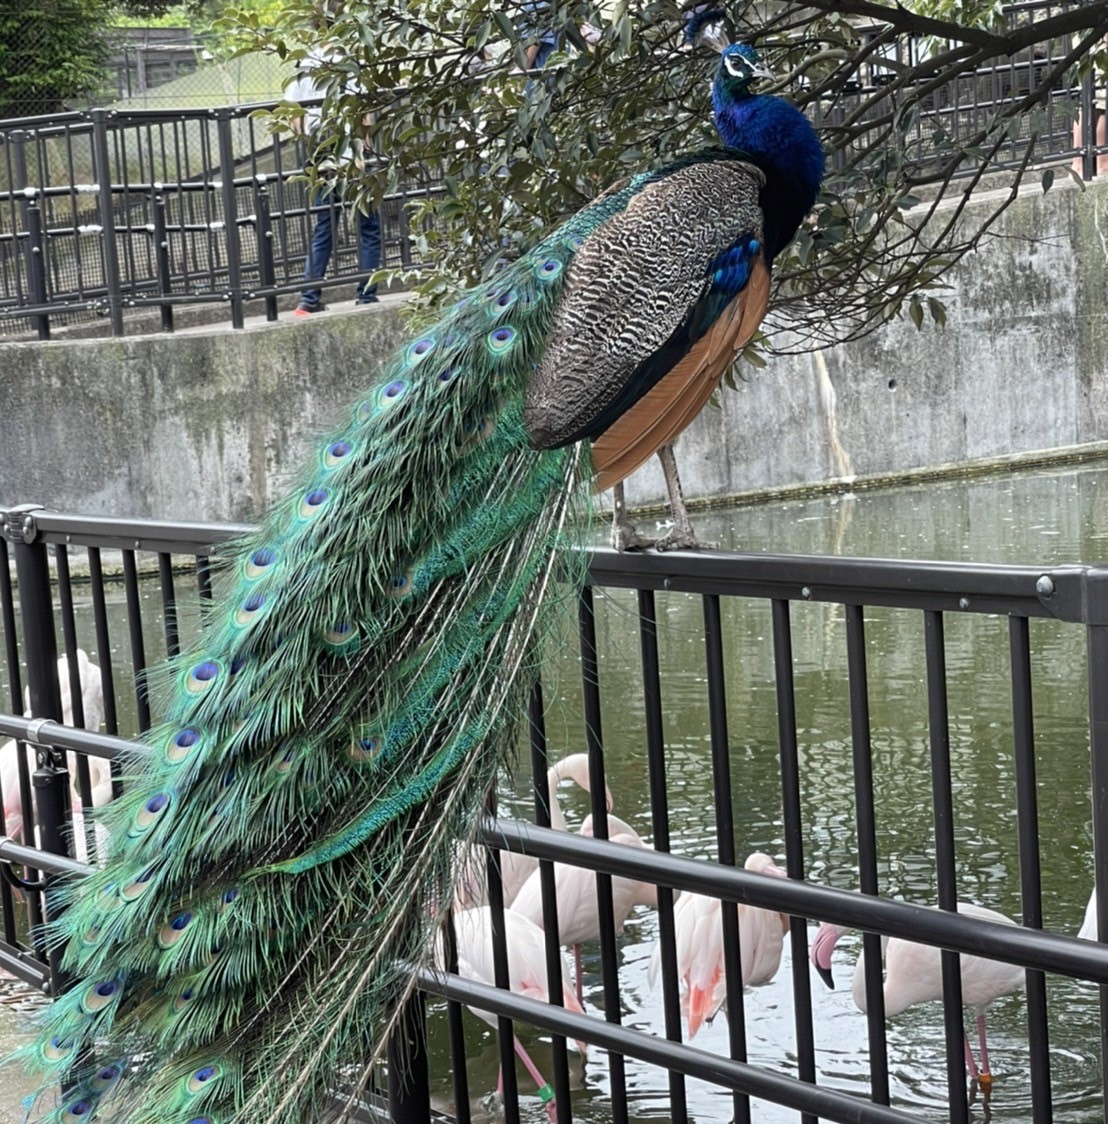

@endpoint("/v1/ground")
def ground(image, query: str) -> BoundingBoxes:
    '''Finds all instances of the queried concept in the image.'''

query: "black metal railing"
[0,101,441,340]
[1,505,1107,1123]
[2,0,1107,342]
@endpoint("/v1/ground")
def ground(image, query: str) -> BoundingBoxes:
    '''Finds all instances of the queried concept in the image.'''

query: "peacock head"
[716,43,774,95]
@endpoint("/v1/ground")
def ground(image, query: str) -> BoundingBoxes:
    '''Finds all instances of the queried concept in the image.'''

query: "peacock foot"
[652,526,719,551]
[610,518,658,552]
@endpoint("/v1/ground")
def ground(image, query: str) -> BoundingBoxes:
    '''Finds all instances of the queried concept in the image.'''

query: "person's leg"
[298,190,335,310]
[356,208,382,303]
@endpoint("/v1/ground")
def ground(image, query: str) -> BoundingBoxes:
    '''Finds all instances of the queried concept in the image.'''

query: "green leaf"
[492,11,516,39]
[908,297,924,330]
[1041,168,1054,194]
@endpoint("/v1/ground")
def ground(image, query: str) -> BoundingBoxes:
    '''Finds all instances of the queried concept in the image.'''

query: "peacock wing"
[523,154,767,488]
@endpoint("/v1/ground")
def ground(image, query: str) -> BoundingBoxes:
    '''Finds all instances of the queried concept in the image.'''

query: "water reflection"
[2,461,1107,1121]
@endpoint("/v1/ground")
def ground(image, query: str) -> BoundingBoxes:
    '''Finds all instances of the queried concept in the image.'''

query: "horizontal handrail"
[0,713,147,763]
[419,969,926,1124]
[479,818,1108,983]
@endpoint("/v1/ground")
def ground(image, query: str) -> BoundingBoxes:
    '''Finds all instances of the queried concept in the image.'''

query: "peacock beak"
[750,61,775,83]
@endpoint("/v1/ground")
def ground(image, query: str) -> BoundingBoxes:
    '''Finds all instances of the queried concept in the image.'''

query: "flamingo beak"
[810,921,841,990]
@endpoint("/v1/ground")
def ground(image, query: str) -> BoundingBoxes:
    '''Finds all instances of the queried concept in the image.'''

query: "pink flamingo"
[437,906,586,1121]
[1,651,109,857]
[454,753,612,910]
[810,901,1025,1086]
[647,851,789,1038]
[511,811,657,1005]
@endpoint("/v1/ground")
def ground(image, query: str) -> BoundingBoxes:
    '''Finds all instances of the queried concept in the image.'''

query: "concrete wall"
[2,176,1108,522]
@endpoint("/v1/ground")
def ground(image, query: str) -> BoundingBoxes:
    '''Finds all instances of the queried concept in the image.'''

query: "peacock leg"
[653,444,717,551]
[610,480,657,551]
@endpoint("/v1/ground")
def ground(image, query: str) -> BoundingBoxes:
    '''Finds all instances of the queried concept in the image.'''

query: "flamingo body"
[454,753,612,909]
[647,851,789,1038]
[810,901,1025,1081]
[1,651,107,851]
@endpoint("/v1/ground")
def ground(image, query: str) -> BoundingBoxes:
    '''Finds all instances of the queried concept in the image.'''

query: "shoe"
[355,293,379,305]
[293,300,326,317]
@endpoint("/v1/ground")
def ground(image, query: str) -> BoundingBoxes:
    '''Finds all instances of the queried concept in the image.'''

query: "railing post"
[387,991,430,1123]
[152,191,174,332]
[1,505,71,996]
[8,129,50,339]
[1081,70,1098,182]
[1085,568,1108,1100]
[25,196,50,341]
[215,108,245,329]
[89,108,125,336]
[254,178,278,322]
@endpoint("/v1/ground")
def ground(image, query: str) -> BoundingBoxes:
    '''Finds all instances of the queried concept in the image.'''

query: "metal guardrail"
[0,99,441,339]
[0,0,1105,341]
[1,506,1108,1123]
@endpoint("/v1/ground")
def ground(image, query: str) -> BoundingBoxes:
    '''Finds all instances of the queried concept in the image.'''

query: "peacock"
[15,18,823,1123]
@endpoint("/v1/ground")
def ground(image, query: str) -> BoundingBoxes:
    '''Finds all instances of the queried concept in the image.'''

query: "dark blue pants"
[300,191,382,307]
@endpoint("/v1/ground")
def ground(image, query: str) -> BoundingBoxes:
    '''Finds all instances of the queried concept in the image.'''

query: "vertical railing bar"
[157,553,180,659]
[54,546,94,862]
[121,550,151,732]
[441,909,472,1124]
[215,109,244,328]
[577,585,629,1124]
[196,554,214,601]
[704,592,750,1124]
[1086,609,1108,1108]
[529,680,573,1124]
[12,527,70,993]
[845,603,890,1105]
[90,109,124,336]
[1008,614,1052,1121]
[770,598,818,1124]
[86,547,120,742]
[485,822,521,1124]
[637,588,688,1124]
[385,992,430,1124]
[923,609,969,1124]
[0,541,24,945]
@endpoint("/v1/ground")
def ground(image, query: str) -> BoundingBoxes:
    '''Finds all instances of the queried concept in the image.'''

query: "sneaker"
[293,300,326,317]
[355,293,379,305]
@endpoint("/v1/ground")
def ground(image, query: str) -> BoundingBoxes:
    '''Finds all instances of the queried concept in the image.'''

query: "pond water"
[2,460,1107,1123]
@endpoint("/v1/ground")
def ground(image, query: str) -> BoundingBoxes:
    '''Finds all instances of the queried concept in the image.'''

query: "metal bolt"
[801,586,812,600]
[41,981,51,995]
[1036,575,1055,597]
[663,577,673,590]
[958,597,970,610]
[134,540,142,550]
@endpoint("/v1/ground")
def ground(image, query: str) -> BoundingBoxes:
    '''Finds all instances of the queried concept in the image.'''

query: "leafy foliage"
[0,0,281,116]
[233,0,1108,353]
[0,1,114,116]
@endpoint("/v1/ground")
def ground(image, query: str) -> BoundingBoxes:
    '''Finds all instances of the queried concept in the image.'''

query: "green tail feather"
[13,198,638,1120]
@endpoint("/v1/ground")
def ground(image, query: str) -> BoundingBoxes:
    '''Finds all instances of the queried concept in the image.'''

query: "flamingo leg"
[963,1031,980,1081]
[574,943,584,1007]
[512,1036,558,1122]
[976,1013,993,1086]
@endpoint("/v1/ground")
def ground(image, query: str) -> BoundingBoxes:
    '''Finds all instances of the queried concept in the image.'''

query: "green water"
[2,461,1108,1122]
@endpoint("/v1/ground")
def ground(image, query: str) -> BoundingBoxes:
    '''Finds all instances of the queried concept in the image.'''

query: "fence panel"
[0,507,1106,1123]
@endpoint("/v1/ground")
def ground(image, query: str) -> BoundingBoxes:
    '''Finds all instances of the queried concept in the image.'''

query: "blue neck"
[712,86,824,262]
